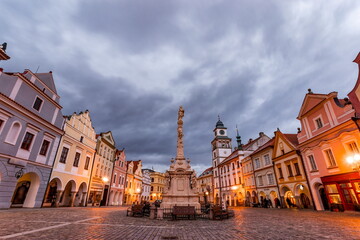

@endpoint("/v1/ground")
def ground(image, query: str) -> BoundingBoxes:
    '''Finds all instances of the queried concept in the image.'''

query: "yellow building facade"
[44,110,96,207]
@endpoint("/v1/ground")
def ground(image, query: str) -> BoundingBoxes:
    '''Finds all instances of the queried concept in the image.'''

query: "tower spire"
[236,125,243,150]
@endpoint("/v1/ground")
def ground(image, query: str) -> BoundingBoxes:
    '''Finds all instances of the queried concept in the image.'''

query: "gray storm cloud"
[1,0,359,173]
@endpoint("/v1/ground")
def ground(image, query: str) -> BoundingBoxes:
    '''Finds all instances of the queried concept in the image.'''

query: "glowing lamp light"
[205,191,209,195]
[354,154,360,161]
[152,193,157,197]
[102,177,109,183]
[136,188,141,193]
[299,185,304,190]
[231,186,238,190]
[347,156,355,164]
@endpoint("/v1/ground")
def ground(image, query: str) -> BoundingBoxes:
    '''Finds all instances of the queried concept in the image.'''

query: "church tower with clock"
[211,117,232,204]
[211,117,232,168]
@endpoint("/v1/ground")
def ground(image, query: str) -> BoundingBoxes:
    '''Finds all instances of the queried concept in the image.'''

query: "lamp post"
[101,177,109,206]
[346,153,360,175]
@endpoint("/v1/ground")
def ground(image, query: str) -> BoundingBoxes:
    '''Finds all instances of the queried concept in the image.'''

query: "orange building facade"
[297,53,360,211]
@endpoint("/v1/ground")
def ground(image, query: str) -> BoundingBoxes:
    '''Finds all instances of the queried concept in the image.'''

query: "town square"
[1,1,360,239]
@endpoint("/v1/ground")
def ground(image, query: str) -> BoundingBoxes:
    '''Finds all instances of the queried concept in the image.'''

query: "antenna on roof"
[35,66,40,73]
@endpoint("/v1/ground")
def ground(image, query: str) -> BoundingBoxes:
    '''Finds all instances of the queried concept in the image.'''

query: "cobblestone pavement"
[0,206,359,240]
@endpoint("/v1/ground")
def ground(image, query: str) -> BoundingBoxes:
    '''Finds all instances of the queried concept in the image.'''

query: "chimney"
[259,132,264,137]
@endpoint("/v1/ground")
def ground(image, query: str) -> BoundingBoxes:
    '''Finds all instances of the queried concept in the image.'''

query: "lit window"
[315,118,323,129]
[39,140,50,156]
[21,132,34,150]
[33,97,43,111]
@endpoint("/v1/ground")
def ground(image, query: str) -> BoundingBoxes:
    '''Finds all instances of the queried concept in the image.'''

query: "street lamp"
[346,153,360,174]
[100,177,109,206]
[102,177,109,183]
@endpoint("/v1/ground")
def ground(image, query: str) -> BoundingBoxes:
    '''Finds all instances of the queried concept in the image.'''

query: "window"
[80,136,84,143]
[5,122,21,144]
[84,156,90,170]
[21,132,34,150]
[39,140,50,156]
[324,149,337,167]
[73,152,81,167]
[294,162,301,176]
[267,173,275,185]
[348,141,359,153]
[315,118,323,129]
[278,167,283,179]
[113,175,116,184]
[232,163,235,170]
[33,97,43,111]
[326,184,342,204]
[308,155,318,171]
[59,147,69,163]
[0,119,3,129]
[254,158,260,169]
[237,161,240,168]
[264,154,271,165]
[238,177,241,184]
[287,164,293,177]
[258,176,263,186]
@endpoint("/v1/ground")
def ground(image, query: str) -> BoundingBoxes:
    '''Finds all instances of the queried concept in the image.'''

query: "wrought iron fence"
[160,206,210,220]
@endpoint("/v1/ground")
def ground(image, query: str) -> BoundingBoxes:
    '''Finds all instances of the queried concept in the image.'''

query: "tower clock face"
[219,130,225,135]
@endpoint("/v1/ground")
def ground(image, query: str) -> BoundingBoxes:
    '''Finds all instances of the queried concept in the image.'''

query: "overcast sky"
[1,0,360,174]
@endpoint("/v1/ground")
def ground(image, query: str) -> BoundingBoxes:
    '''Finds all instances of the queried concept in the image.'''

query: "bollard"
[150,206,156,219]
[157,208,163,220]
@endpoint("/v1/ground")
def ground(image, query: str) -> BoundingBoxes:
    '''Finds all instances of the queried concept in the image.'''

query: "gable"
[273,132,296,158]
[102,131,115,146]
[297,94,327,119]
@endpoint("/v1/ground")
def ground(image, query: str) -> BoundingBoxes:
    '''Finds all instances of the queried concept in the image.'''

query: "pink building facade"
[297,53,360,211]
[109,149,127,206]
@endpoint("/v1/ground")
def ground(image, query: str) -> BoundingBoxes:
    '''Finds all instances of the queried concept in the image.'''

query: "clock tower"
[211,117,232,168]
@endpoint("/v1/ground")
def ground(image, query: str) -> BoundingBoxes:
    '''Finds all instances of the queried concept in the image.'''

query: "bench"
[212,206,229,220]
[172,206,196,220]
[127,204,144,217]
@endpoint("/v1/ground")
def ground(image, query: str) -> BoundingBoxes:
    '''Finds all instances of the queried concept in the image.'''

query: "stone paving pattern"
[0,207,359,240]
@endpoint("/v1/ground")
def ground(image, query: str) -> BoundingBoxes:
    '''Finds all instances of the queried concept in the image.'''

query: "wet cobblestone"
[0,207,359,239]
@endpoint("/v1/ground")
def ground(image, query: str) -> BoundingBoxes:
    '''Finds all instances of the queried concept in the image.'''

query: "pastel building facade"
[124,160,143,204]
[149,171,165,202]
[44,110,96,207]
[141,169,151,202]
[273,130,313,209]
[251,138,281,207]
[0,69,64,208]
[108,149,127,206]
[197,167,213,204]
[296,55,360,211]
[88,132,116,206]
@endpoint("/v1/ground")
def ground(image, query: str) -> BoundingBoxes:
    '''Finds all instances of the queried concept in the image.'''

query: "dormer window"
[33,97,43,111]
[315,118,323,129]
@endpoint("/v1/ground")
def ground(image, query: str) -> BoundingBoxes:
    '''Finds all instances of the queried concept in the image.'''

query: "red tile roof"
[283,134,299,147]
[251,137,275,156]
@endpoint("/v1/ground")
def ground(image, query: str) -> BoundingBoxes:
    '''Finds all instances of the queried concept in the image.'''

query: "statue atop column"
[176,106,185,160]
